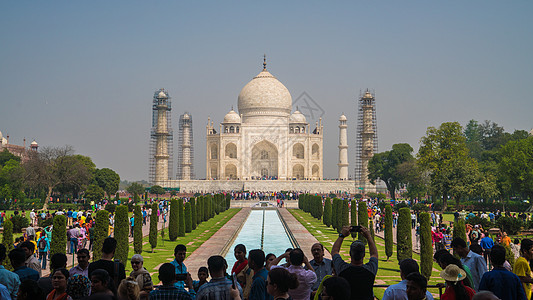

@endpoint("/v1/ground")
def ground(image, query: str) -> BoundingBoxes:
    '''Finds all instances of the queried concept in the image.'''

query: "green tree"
[350,200,357,238]
[499,137,533,200]
[150,185,165,199]
[149,203,158,252]
[384,205,393,260]
[453,218,467,242]
[50,215,67,256]
[396,160,429,201]
[95,168,120,199]
[1,219,14,270]
[169,199,178,241]
[341,200,349,230]
[85,184,105,202]
[114,205,129,264]
[127,182,145,196]
[368,143,415,200]
[397,207,412,261]
[331,198,338,230]
[0,149,21,165]
[93,210,109,261]
[0,159,25,201]
[134,205,142,254]
[323,198,332,227]
[184,202,192,233]
[419,212,432,280]
[178,199,185,237]
[358,202,368,243]
[190,197,197,230]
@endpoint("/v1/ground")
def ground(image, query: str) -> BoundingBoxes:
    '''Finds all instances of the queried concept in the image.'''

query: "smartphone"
[176,273,187,281]
[350,225,362,232]
[231,272,237,289]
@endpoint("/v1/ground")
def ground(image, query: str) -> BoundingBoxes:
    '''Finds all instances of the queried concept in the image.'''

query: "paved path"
[373,220,421,254]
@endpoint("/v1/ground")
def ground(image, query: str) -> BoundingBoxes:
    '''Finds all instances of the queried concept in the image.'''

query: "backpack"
[39,238,47,250]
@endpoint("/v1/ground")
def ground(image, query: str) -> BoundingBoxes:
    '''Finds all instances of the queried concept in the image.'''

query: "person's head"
[451,238,468,258]
[289,248,304,266]
[311,243,325,261]
[514,238,521,245]
[130,254,144,272]
[67,274,92,300]
[52,268,70,291]
[174,244,187,263]
[521,239,533,260]
[50,253,68,271]
[433,249,449,263]
[321,276,351,300]
[17,279,45,300]
[19,241,34,258]
[198,267,209,282]
[117,276,140,300]
[406,272,428,300]
[437,253,463,270]
[8,248,26,268]
[267,267,299,296]
[399,259,420,279]
[472,291,501,300]
[470,243,483,256]
[349,240,366,262]
[248,249,265,270]
[234,244,246,262]
[265,253,276,268]
[489,245,506,267]
[76,249,90,268]
[102,237,117,256]
[158,263,176,286]
[207,255,227,277]
[91,269,112,294]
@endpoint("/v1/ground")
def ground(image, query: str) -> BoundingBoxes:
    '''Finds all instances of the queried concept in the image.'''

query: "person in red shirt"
[440,264,475,300]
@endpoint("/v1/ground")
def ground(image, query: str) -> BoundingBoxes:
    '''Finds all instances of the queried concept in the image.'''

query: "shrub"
[496,216,524,235]
[331,198,338,230]
[149,203,158,252]
[397,207,412,261]
[214,194,221,215]
[10,214,29,233]
[350,200,357,238]
[38,217,53,228]
[342,200,349,230]
[134,205,142,254]
[169,199,178,241]
[505,245,515,271]
[178,199,185,237]
[106,204,117,214]
[393,202,409,211]
[184,202,192,233]
[114,205,129,264]
[465,215,493,229]
[453,218,467,242]
[358,202,368,243]
[190,198,197,230]
[92,210,109,261]
[412,203,429,212]
[419,212,432,280]
[323,198,332,227]
[225,194,231,210]
[50,215,67,256]
[2,219,14,270]
[384,205,393,260]
[197,196,204,223]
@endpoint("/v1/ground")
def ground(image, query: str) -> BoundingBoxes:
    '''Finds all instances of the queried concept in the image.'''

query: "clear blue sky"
[1,1,531,181]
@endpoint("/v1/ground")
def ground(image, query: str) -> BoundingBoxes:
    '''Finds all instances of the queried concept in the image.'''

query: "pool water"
[224,209,293,269]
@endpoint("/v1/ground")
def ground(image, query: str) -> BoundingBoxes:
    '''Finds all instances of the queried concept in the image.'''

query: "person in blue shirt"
[0,244,20,300]
[382,259,434,300]
[9,248,39,282]
[479,245,526,300]
[37,234,50,269]
[171,244,188,290]
[480,232,495,268]
[248,249,272,300]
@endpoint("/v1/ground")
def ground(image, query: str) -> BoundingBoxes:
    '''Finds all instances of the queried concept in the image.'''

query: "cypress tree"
[397,207,413,261]
[190,198,197,230]
[149,203,158,252]
[169,199,178,241]
[358,202,368,243]
[317,196,324,220]
[214,194,221,215]
[323,198,332,227]
[419,212,432,280]
[93,210,109,261]
[114,205,129,264]
[331,198,337,230]
[197,196,204,223]
[50,215,67,256]
[225,194,231,210]
[342,200,349,229]
[384,205,393,260]
[178,198,185,237]
[2,219,14,270]
[134,205,142,254]
[184,202,192,233]
[453,218,467,242]
[350,200,357,238]
[369,218,375,239]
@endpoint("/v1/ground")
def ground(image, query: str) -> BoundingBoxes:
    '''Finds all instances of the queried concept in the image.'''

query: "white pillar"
[338,114,348,180]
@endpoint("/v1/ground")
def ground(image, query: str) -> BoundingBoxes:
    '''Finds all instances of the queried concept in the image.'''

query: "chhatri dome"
[289,109,307,123]
[157,90,167,99]
[223,108,241,123]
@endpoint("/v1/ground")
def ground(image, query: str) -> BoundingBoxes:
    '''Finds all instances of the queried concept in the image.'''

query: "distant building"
[0,130,38,161]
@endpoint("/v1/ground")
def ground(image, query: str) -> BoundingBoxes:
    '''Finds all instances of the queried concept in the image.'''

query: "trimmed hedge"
[453,218,467,242]
[51,215,67,256]
[2,220,14,270]
[323,198,332,227]
[114,205,129,264]
[178,199,185,237]
[169,199,178,241]
[419,212,432,280]
[190,198,197,230]
[184,202,192,233]
[351,200,357,238]
[331,198,338,230]
[93,210,109,261]
[358,202,368,243]
[149,203,158,252]
[397,207,412,261]
[341,200,349,231]
[134,205,142,254]
[384,205,393,260]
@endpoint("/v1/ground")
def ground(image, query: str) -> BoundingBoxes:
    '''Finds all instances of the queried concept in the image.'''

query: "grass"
[288,209,444,299]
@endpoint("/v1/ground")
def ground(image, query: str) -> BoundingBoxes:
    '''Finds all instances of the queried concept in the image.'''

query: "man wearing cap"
[382,259,434,300]
[331,226,378,300]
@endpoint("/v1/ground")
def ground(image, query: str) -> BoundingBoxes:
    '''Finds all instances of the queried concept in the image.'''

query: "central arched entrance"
[251,140,278,179]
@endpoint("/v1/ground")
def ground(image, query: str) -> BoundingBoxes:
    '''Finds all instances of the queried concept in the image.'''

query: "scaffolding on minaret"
[355,89,378,192]
[177,112,195,180]
[149,88,173,185]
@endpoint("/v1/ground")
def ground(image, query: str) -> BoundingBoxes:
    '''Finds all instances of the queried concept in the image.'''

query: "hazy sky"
[1,1,532,181]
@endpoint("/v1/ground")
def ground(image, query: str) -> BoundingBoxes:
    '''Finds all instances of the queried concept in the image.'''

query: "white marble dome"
[237,70,292,119]
[339,114,347,121]
[223,109,241,123]
[290,110,307,123]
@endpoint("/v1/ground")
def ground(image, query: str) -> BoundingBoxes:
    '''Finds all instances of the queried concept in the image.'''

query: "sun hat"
[440,264,467,282]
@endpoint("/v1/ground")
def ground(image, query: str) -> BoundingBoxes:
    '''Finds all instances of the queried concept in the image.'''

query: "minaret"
[338,114,348,180]
[356,90,377,192]
[177,112,194,180]
[150,88,173,185]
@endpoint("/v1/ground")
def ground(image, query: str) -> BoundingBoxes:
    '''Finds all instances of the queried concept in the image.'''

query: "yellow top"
[514,257,532,300]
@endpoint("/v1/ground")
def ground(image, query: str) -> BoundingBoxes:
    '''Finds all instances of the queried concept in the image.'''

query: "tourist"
[19,241,41,276]
[331,226,378,300]
[514,238,533,300]
[149,263,194,300]
[47,268,72,300]
[0,244,20,300]
[501,232,511,247]
[37,233,50,270]
[197,255,242,300]
[266,267,299,300]
[437,252,474,288]
[440,264,476,300]
[451,237,487,291]
[192,267,209,292]
[231,244,252,297]
[478,245,526,300]
[406,272,429,300]
[309,243,333,292]
[129,254,153,295]
[89,269,116,298]
[66,274,91,300]
[9,248,39,282]
[171,244,188,289]
[88,237,126,289]
[69,249,90,278]
[17,279,45,300]
[117,276,140,300]
[270,248,316,300]
[382,259,434,300]
[480,232,494,267]
[130,215,134,237]
[248,249,272,300]
[265,253,276,271]
[39,253,68,296]
[511,238,521,260]
[25,224,35,241]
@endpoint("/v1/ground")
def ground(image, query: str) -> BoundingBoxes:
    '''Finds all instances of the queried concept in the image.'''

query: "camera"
[350,225,362,232]
[176,273,188,281]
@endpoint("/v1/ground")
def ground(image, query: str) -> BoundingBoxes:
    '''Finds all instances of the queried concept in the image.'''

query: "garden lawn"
[289,209,444,300]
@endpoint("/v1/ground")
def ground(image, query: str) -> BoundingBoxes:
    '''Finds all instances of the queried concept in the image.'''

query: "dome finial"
[263,54,267,70]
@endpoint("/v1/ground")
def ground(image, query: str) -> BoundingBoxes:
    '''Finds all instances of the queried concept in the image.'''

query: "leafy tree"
[149,203,158,252]
[419,212,432,280]
[0,159,25,201]
[384,205,393,260]
[368,143,415,200]
[127,182,145,196]
[0,149,20,165]
[178,199,185,237]
[397,207,412,261]
[150,185,165,199]
[50,215,67,256]
[1,219,14,270]
[499,137,533,201]
[396,160,429,201]
[85,184,105,202]
[169,199,178,241]
[323,198,332,227]
[93,210,109,261]
[95,168,120,199]
[114,205,129,264]
[453,218,467,242]
[134,205,142,254]
[184,202,192,233]
[358,202,368,243]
